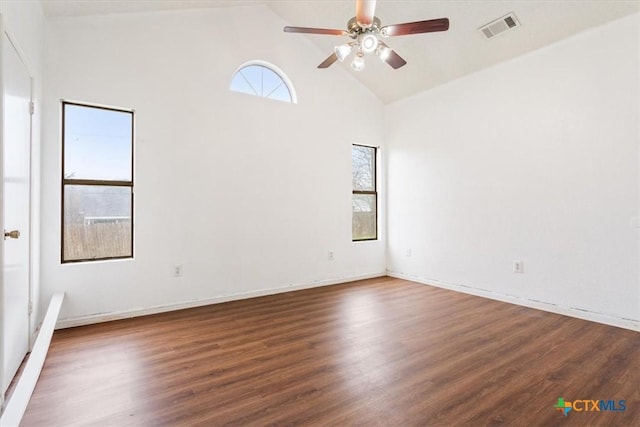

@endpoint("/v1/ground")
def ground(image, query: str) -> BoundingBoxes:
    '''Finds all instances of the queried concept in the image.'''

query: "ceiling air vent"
[479,12,520,39]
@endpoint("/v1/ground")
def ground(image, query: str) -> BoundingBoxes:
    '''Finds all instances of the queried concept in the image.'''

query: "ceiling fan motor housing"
[348,16,381,36]
[348,16,382,53]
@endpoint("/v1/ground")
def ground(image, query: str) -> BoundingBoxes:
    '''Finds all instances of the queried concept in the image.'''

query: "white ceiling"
[41,0,640,104]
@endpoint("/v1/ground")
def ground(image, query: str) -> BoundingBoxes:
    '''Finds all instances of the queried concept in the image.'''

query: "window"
[352,144,377,241]
[230,61,297,103]
[61,101,134,263]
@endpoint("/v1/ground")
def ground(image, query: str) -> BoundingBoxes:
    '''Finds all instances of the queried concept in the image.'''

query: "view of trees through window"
[62,102,134,262]
[352,144,377,241]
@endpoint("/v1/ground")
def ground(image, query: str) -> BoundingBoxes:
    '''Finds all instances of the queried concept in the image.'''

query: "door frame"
[0,16,35,405]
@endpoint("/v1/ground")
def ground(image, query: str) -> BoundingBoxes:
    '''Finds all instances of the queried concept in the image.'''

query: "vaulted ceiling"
[41,0,640,104]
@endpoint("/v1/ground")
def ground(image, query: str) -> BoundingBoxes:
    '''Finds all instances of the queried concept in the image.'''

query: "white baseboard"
[1,293,64,427]
[55,272,387,329]
[387,271,640,332]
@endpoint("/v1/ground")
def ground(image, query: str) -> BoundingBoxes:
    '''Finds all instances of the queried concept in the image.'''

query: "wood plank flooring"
[21,277,639,426]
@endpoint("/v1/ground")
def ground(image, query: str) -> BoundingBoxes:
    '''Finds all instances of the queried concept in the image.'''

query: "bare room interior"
[1,0,639,425]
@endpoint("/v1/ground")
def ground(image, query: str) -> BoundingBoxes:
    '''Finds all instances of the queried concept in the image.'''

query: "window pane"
[352,194,376,240]
[63,185,132,261]
[64,104,132,181]
[352,145,375,191]
[262,67,283,96]
[230,72,258,96]
[229,62,295,104]
[266,84,292,103]
[240,65,263,95]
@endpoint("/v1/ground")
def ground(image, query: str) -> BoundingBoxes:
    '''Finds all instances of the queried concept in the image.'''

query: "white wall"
[0,0,45,337]
[41,5,385,325]
[386,13,640,329]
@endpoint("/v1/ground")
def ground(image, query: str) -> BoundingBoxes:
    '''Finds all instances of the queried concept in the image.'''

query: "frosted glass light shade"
[351,52,365,71]
[335,44,352,62]
[376,44,391,61]
[361,34,378,53]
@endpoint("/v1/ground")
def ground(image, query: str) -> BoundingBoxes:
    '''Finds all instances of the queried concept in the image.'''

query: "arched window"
[229,61,297,104]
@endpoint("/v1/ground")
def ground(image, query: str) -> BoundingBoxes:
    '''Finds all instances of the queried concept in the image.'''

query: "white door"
[1,31,32,398]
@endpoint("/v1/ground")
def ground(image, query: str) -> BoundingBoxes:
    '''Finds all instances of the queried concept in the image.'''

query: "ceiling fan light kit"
[335,43,354,62]
[351,51,366,70]
[283,0,449,71]
[360,33,378,53]
[376,43,391,61]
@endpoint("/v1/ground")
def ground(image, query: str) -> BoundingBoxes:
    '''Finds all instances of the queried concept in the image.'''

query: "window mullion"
[63,179,132,187]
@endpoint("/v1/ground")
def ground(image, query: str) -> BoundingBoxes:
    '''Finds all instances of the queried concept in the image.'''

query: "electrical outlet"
[173,265,183,277]
[406,248,412,258]
[513,261,523,273]
[328,251,334,261]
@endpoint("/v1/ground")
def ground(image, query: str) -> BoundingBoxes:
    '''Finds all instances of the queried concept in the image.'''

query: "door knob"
[4,230,20,240]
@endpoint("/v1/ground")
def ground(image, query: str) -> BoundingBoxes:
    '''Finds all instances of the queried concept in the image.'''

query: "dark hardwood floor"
[22,277,639,426]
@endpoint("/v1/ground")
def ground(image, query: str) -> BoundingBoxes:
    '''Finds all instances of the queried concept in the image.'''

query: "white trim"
[0,293,64,427]
[0,15,6,409]
[60,98,134,114]
[27,74,34,351]
[55,272,386,329]
[387,271,640,332]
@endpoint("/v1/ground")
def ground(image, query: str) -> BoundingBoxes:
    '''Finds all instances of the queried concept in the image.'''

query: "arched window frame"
[229,60,297,104]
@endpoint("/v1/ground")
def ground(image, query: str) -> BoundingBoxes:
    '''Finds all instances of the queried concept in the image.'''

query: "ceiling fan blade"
[384,50,407,69]
[380,46,407,69]
[318,52,339,69]
[284,26,347,36]
[380,18,449,37]
[356,0,377,27]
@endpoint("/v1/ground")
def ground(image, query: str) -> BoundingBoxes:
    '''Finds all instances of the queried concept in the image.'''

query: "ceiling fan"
[283,0,449,70]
